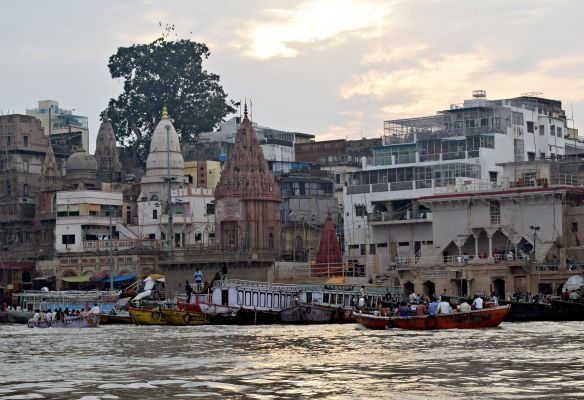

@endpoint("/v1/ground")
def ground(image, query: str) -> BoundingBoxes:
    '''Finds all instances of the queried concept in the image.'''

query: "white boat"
[198,303,238,317]
[27,314,100,329]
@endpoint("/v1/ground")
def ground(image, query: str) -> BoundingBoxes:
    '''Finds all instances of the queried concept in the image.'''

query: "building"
[214,105,282,254]
[93,114,122,184]
[184,160,221,189]
[343,91,584,281]
[26,100,89,152]
[0,114,49,261]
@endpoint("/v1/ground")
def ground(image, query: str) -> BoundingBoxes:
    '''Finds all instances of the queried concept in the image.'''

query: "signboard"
[420,270,449,279]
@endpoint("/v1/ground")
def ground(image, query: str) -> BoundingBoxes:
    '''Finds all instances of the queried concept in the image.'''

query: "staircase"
[415,244,444,266]
[116,222,139,240]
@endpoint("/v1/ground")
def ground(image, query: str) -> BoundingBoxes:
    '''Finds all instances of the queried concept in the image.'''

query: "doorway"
[422,280,435,297]
[493,278,505,298]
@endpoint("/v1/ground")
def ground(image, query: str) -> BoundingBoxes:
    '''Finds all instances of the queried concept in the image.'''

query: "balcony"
[368,211,432,225]
[57,215,123,224]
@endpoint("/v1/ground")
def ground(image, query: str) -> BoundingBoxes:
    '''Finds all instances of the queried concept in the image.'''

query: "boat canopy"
[60,275,91,283]
[98,274,137,283]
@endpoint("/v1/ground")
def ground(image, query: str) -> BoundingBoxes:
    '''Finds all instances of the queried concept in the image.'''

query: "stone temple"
[214,104,281,255]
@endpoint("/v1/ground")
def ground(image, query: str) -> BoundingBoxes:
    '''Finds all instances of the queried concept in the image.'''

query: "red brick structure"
[214,105,281,254]
[313,211,342,275]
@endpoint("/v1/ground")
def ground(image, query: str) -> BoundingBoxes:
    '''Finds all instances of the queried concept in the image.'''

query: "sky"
[1,0,583,153]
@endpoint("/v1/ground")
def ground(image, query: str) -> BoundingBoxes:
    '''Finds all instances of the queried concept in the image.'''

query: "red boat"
[354,312,390,330]
[388,305,511,330]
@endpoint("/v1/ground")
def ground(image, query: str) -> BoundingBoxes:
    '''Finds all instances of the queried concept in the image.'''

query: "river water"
[1,322,584,399]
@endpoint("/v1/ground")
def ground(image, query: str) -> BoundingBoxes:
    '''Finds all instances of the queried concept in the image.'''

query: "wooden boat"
[387,305,510,330]
[551,300,584,321]
[5,309,33,323]
[280,304,346,324]
[354,312,389,330]
[128,307,209,326]
[441,295,552,322]
[99,312,133,324]
[27,314,100,329]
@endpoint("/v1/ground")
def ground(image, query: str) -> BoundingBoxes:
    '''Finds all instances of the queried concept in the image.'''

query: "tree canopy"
[107,35,235,167]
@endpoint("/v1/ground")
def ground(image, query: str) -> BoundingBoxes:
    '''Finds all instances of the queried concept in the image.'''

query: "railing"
[57,215,123,223]
[367,211,431,223]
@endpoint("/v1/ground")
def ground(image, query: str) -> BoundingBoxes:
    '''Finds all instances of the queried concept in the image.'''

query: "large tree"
[107,34,235,167]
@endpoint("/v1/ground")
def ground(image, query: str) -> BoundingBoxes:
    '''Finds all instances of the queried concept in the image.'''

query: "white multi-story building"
[343,91,584,277]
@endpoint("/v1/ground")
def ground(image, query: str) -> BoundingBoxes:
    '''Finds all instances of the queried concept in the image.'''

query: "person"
[408,292,416,304]
[221,264,228,280]
[506,251,514,261]
[435,300,452,315]
[194,269,203,291]
[185,280,193,303]
[472,295,484,310]
[45,309,53,321]
[89,304,101,315]
[570,291,579,301]
[416,301,428,316]
[33,310,40,323]
[457,301,471,312]
[563,289,571,301]
[397,301,410,317]
[490,292,499,306]
[462,253,469,264]
[358,296,366,308]
[428,299,439,316]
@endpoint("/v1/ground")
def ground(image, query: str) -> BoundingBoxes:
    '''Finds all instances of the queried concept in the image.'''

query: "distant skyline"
[1,0,583,153]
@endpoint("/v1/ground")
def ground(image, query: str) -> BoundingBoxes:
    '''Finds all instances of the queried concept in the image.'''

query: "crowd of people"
[31,304,101,323]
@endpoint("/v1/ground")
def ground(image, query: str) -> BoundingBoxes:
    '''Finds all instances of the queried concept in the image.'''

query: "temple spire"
[162,105,169,119]
[243,100,248,119]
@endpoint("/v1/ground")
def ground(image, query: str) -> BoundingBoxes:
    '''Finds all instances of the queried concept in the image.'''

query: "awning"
[61,275,91,283]
[98,274,137,283]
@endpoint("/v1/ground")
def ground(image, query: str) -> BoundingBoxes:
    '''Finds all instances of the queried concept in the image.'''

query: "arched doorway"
[493,278,505,298]
[404,281,415,297]
[423,280,435,297]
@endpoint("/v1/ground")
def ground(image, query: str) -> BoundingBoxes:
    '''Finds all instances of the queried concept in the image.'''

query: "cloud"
[237,0,391,59]
[361,44,428,65]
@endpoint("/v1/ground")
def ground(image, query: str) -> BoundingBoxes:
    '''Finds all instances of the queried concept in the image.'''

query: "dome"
[66,150,98,172]
[145,107,184,178]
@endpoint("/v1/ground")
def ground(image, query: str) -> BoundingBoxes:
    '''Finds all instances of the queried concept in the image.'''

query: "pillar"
[485,228,499,260]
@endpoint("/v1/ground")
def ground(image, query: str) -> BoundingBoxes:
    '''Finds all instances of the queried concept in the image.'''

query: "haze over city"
[2,0,583,153]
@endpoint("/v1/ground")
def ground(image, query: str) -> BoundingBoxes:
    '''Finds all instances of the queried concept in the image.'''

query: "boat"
[441,295,552,322]
[280,304,346,324]
[354,312,390,330]
[279,283,402,324]
[387,305,511,330]
[551,299,584,321]
[99,312,133,324]
[128,307,209,326]
[4,309,34,323]
[27,314,100,329]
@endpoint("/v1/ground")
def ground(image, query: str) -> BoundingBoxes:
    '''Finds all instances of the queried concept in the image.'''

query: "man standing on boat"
[185,281,194,303]
[194,269,203,291]
[472,296,484,310]
[89,304,101,315]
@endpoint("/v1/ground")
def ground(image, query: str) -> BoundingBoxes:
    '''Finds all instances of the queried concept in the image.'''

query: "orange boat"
[354,312,390,330]
[388,305,511,330]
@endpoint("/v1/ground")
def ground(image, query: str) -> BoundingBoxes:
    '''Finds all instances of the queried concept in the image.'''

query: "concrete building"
[0,114,49,261]
[184,160,221,189]
[343,91,584,281]
[26,100,89,152]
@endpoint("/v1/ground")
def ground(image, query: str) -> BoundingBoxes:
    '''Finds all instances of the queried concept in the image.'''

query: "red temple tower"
[314,211,342,276]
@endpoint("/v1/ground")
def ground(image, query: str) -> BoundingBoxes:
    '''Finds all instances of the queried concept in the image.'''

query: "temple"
[214,104,281,254]
[313,211,343,275]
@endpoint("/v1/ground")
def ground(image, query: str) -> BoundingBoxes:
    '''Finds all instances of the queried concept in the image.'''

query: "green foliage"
[107,34,235,166]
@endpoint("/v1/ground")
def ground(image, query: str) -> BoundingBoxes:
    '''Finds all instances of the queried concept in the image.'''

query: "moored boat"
[387,305,510,330]
[354,312,389,330]
[442,295,552,322]
[128,307,209,326]
[280,304,346,324]
[99,312,133,324]
[129,307,169,325]
[551,299,584,321]
[27,314,100,329]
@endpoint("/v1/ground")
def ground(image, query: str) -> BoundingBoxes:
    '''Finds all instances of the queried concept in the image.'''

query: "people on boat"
[33,310,40,323]
[435,300,452,315]
[563,289,571,300]
[397,301,410,317]
[46,309,53,321]
[428,298,439,316]
[408,292,416,304]
[490,292,499,306]
[457,301,471,312]
[472,296,484,310]
[570,291,580,301]
[194,268,203,291]
[358,296,366,308]
[185,280,193,303]
[89,304,101,315]
[416,301,428,316]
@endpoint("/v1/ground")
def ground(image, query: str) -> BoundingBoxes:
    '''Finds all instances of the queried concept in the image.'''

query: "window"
[23,160,29,172]
[23,184,29,197]
[540,152,546,159]
[61,234,75,245]
[335,174,341,184]
[23,136,28,146]
[557,127,563,137]
[492,117,501,127]
[512,112,524,125]
[489,171,498,183]
[369,244,376,255]
[527,122,534,133]
[539,125,545,136]
[571,222,578,233]
[206,203,215,215]
[5,136,11,146]
[527,152,536,161]
[360,244,366,255]
[152,210,158,219]
[489,200,500,224]
[355,204,367,217]
[549,125,555,136]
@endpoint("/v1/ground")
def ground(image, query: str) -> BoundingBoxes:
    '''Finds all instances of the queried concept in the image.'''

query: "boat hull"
[280,304,346,324]
[354,312,389,330]
[551,300,584,321]
[128,307,209,326]
[27,315,100,329]
[441,295,552,322]
[389,305,511,330]
[99,313,133,324]
[5,310,34,324]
